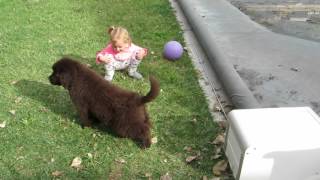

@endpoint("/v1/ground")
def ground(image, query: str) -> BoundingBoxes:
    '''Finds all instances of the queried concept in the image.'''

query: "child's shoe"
[129,71,143,79]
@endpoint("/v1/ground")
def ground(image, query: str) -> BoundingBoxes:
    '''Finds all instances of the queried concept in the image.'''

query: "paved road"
[228,0,320,42]
[228,0,320,3]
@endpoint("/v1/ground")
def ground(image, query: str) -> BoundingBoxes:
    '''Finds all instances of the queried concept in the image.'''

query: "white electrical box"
[225,107,320,180]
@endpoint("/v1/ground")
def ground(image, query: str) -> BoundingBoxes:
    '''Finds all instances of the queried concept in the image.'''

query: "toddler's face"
[112,41,129,53]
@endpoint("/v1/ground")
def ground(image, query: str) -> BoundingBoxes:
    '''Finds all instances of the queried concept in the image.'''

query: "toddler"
[96,26,147,81]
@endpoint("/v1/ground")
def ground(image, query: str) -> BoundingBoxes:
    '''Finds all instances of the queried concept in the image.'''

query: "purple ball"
[163,41,183,60]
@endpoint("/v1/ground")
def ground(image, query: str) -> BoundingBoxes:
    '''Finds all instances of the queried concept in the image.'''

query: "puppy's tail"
[140,76,160,104]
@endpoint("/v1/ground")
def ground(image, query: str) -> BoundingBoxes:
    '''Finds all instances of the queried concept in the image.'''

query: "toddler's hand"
[136,49,147,60]
[99,55,112,64]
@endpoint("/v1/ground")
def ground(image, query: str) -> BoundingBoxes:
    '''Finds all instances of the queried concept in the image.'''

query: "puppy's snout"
[48,74,54,83]
[48,74,59,85]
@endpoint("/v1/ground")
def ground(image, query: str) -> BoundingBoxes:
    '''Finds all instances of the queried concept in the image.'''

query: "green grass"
[0,0,220,179]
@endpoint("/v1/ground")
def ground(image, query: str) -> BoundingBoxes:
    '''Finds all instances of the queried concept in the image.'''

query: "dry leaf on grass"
[191,118,197,123]
[9,110,16,115]
[15,97,22,104]
[145,172,152,178]
[115,158,126,164]
[87,153,93,159]
[10,80,17,85]
[212,154,222,160]
[186,155,198,163]
[160,173,172,180]
[214,106,222,112]
[40,107,49,112]
[151,137,158,144]
[218,121,228,130]
[214,147,222,155]
[16,156,24,160]
[212,160,228,176]
[183,146,192,152]
[52,170,63,177]
[0,121,6,128]
[211,134,225,145]
[70,157,82,169]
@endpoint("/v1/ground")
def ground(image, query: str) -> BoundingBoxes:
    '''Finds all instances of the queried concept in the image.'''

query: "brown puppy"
[49,57,159,148]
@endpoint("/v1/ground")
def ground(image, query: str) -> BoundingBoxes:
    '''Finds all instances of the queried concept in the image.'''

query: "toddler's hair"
[108,26,132,45]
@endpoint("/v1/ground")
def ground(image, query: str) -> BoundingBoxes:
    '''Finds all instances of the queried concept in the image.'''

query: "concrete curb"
[177,0,260,109]
[176,0,320,114]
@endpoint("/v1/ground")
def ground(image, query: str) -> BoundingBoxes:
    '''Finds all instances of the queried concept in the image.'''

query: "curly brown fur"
[48,57,159,148]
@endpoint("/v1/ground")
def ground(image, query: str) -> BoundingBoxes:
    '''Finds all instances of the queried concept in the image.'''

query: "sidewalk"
[177,0,320,115]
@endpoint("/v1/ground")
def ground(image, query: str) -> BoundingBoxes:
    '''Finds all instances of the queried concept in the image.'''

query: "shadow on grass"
[14,79,77,121]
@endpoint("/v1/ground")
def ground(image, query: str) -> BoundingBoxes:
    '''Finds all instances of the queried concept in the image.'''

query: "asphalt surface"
[228,0,320,3]
[229,0,320,42]
[177,0,320,115]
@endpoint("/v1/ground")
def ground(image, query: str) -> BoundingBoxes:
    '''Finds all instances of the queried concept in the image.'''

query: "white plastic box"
[225,107,320,180]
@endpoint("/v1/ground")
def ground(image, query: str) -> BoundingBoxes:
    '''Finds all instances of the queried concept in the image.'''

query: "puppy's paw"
[139,138,151,149]
[81,122,92,129]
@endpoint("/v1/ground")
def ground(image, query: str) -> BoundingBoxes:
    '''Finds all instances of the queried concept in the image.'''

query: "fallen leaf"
[10,80,17,85]
[183,146,192,152]
[214,106,222,112]
[211,154,222,160]
[0,121,6,128]
[211,134,225,145]
[39,107,49,112]
[186,155,198,163]
[202,148,209,152]
[87,153,93,159]
[52,170,63,177]
[160,173,172,180]
[9,110,16,115]
[218,121,228,130]
[115,158,126,164]
[17,156,24,160]
[213,147,222,157]
[212,160,228,176]
[15,97,22,104]
[151,137,158,144]
[70,157,82,169]
[191,118,197,123]
[145,172,152,177]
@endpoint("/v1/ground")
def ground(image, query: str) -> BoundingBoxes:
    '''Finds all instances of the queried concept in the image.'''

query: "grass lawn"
[0,0,221,179]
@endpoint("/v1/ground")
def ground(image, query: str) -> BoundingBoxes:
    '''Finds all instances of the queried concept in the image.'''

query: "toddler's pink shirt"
[96,43,147,64]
